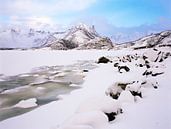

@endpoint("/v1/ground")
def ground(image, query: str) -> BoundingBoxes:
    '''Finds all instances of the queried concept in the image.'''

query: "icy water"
[0,61,97,121]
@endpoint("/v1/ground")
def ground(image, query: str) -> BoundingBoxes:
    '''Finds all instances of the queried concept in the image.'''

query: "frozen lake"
[0,58,97,121]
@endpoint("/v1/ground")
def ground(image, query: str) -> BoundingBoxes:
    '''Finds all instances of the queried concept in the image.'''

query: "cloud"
[0,0,96,16]
[73,15,171,43]
[9,16,54,26]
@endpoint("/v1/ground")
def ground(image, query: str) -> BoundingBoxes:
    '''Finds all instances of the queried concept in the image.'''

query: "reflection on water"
[0,61,97,121]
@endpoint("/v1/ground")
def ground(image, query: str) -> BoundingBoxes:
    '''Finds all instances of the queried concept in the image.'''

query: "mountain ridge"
[0,23,170,50]
[43,23,113,50]
[115,30,171,50]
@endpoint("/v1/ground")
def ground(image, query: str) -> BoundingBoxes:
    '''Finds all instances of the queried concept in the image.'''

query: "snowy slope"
[0,46,170,129]
[0,23,68,49]
[132,30,171,49]
[0,28,55,48]
[115,30,171,50]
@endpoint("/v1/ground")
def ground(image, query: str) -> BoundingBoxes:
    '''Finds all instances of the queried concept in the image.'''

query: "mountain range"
[0,23,170,50]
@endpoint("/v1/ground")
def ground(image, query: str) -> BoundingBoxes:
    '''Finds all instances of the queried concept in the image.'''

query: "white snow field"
[0,48,170,129]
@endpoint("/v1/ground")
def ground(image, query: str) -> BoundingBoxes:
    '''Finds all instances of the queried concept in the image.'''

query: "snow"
[0,48,170,129]
[126,82,141,92]
[13,98,38,108]
[76,96,120,114]
[118,91,135,103]
[59,111,108,129]
[0,28,51,48]
[0,49,131,76]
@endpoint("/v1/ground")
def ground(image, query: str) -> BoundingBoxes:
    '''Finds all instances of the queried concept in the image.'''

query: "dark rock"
[132,81,136,83]
[142,70,152,76]
[119,108,123,114]
[109,92,120,99]
[130,91,142,98]
[141,81,147,85]
[125,55,132,62]
[105,112,117,121]
[118,66,130,73]
[166,52,170,57]
[152,82,159,89]
[117,83,129,90]
[152,72,164,77]
[154,56,159,62]
[114,63,119,67]
[139,64,143,67]
[153,48,158,51]
[164,56,168,59]
[146,64,150,69]
[159,58,164,62]
[143,55,148,60]
[50,39,78,50]
[153,86,158,89]
[83,69,89,72]
[145,60,149,64]
[62,39,78,49]
[0,48,15,50]
[158,51,161,55]
[97,56,112,64]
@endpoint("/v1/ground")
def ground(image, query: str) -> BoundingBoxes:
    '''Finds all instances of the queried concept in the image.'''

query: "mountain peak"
[73,23,98,35]
[63,23,100,44]
[48,23,113,50]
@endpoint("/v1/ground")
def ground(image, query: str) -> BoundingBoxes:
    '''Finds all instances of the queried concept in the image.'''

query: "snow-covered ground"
[0,49,131,76]
[0,48,170,129]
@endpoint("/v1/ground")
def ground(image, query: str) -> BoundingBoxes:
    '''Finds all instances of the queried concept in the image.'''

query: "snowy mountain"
[115,30,171,49]
[0,23,113,50]
[132,30,171,49]
[0,23,170,50]
[0,27,56,49]
[110,28,160,44]
[46,23,114,50]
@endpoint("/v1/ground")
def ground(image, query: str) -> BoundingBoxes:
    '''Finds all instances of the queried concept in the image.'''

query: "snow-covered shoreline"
[0,48,170,129]
[0,49,133,76]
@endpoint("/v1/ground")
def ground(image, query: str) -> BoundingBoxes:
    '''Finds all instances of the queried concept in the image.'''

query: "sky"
[0,0,170,26]
[0,0,171,39]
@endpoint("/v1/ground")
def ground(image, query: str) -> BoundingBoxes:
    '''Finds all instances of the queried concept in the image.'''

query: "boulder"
[97,57,112,64]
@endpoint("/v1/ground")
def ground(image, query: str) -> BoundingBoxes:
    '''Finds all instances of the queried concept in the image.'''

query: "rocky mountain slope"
[45,23,114,50]
[116,30,171,50]
[132,31,171,49]
[132,30,171,49]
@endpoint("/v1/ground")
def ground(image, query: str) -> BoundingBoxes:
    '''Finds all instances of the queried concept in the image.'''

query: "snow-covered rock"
[118,91,135,103]
[76,96,121,114]
[59,111,108,129]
